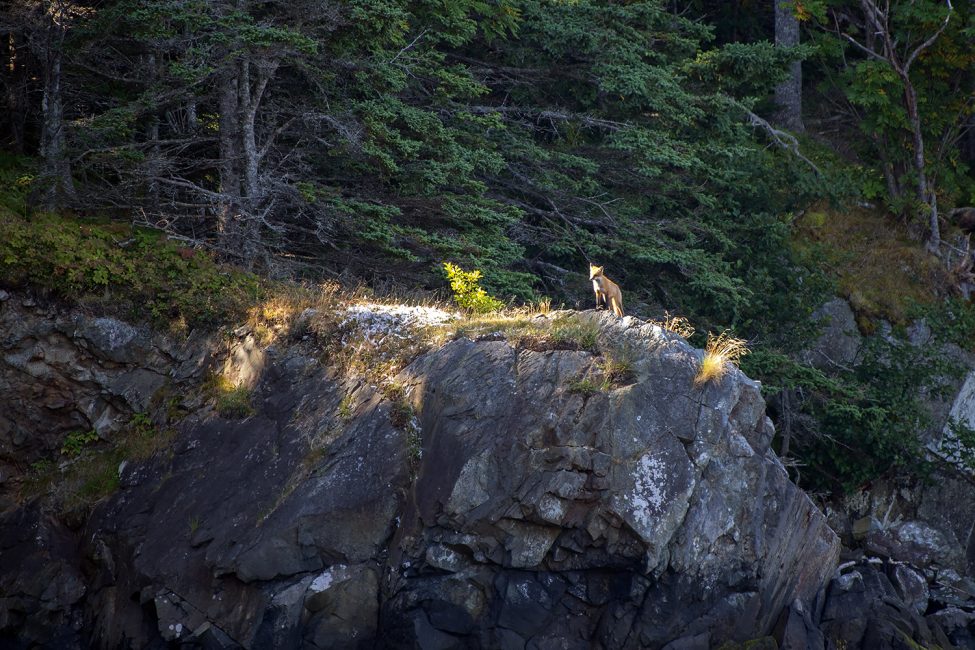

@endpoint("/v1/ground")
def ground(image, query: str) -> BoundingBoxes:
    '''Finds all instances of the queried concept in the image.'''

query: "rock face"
[801,297,861,371]
[0,296,218,487]
[387,316,839,647]
[0,301,844,648]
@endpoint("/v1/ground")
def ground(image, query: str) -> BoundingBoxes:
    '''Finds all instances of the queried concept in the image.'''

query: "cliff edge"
[0,298,839,648]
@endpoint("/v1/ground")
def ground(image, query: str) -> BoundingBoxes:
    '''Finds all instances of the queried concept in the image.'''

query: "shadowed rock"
[0,304,844,648]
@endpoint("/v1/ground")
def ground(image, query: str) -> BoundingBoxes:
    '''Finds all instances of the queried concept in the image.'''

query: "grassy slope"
[792,202,947,331]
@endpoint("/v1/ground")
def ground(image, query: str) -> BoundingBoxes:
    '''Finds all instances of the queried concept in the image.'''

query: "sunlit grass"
[204,373,255,418]
[652,312,695,338]
[694,331,749,386]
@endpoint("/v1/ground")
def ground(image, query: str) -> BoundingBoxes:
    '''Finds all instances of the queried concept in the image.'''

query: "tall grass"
[694,331,749,386]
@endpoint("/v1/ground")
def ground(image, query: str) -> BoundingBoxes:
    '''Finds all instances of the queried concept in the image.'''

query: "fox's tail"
[610,297,624,318]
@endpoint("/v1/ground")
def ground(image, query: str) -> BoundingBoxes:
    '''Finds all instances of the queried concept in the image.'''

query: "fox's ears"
[589,264,602,273]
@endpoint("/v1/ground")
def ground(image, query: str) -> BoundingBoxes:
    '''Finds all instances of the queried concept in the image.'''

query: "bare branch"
[905,0,953,72]
[744,110,822,176]
[389,29,428,65]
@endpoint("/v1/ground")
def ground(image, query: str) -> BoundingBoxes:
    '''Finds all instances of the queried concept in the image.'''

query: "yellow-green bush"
[442,262,504,313]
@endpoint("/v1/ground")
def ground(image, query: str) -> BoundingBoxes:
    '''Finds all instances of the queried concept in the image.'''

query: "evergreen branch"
[466,106,629,131]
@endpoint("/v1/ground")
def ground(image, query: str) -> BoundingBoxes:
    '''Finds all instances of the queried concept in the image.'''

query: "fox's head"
[589,264,603,280]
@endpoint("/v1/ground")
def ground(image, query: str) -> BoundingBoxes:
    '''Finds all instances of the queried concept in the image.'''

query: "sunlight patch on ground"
[339,303,460,347]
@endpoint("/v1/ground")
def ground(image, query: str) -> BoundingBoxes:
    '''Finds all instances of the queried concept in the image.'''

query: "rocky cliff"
[0,292,947,648]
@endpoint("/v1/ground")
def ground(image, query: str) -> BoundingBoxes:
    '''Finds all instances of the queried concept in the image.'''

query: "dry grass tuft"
[532,297,553,315]
[694,331,749,386]
[247,281,342,344]
[652,312,695,338]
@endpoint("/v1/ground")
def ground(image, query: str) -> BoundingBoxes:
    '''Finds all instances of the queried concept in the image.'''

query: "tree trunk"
[872,133,901,205]
[186,99,197,131]
[902,77,940,252]
[237,55,278,269]
[218,63,241,235]
[39,18,74,209]
[3,33,28,153]
[239,55,278,209]
[239,56,259,208]
[145,53,160,206]
[773,0,804,133]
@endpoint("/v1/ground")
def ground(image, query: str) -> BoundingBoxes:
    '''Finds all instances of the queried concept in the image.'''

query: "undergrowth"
[0,212,265,330]
[204,374,256,418]
[21,412,175,512]
[793,203,943,330]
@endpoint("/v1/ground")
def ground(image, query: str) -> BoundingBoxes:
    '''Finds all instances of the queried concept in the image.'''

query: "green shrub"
[442,262,504,313]
[382,382,415,429]
[600,349,636,386]
[337,395,354,421]
[0,152,34,216]
[743,324,960,495]
[61,429,99,456]
[217,387,254,418]
[0,212,264,328]
[566,377,604,396]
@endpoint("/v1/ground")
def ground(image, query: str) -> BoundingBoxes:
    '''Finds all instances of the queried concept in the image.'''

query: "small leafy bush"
[442,262,504,313]
[61,429,100,456]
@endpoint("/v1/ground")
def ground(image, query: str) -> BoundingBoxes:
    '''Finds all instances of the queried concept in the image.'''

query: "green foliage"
[808,0,975,215]
[24,413,174,510]
[944,418,975,472]
[407,423,423,476]
[54,0,834,314]
[76,463,121,502]
[337,395,354,421]
[205,375,255,419]
[744,319,962,494]
[442,262,504,313]
[600,350,636,386]
[566,377,605,397]
[0,212,264,328]
[61,430,100,457]
[693,41,813,97]
[382,382,416,429]
[0,153,35,216]
[9,0,973,508]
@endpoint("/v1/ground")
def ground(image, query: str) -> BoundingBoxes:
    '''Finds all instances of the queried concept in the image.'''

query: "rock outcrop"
[0,296,851,648]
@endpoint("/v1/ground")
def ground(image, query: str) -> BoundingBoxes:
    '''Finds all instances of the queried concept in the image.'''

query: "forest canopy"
[2,0,825,312]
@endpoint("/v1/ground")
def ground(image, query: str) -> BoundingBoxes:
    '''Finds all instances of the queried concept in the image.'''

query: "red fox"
[589,264,624,317]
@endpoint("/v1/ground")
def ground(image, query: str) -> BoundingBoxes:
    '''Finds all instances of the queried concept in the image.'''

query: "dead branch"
[745,110,822,176]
